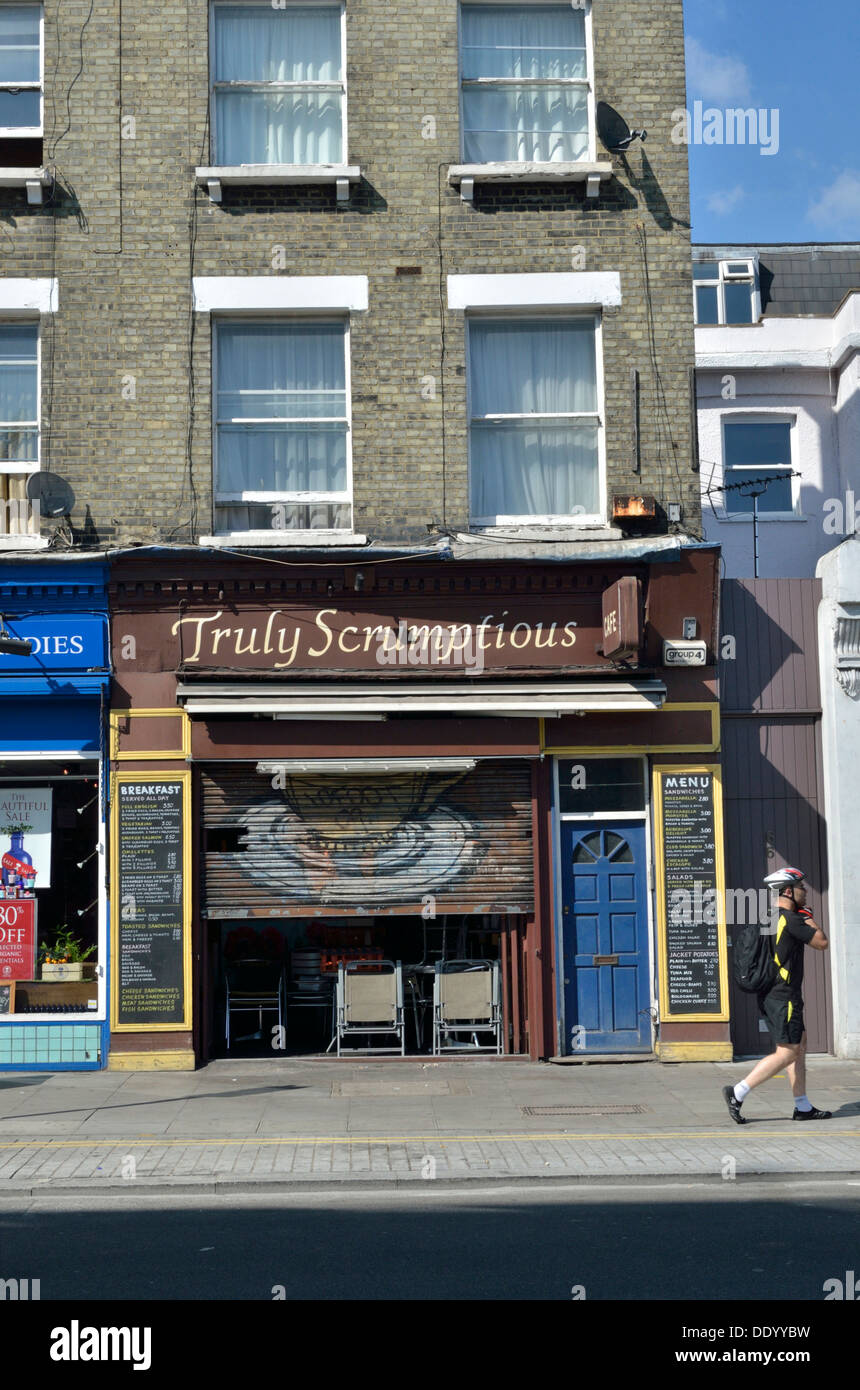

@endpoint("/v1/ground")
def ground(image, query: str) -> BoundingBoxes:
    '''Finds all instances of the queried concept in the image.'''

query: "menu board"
[114,777,189,1029]
[655,768,726,1018]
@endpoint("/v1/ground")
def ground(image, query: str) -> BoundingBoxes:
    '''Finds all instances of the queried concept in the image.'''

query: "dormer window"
[694,259,758,325]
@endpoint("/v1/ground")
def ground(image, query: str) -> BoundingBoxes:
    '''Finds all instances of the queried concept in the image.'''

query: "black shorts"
[758,990,804,1046]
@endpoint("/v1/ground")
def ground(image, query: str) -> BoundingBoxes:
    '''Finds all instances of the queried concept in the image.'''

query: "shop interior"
[0,762,100,1016]
[208,913,510,1058]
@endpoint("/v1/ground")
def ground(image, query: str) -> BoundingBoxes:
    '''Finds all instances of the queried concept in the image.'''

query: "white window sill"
[196,165,361,203]
[448,161,613,201]
[201,532,367,549]
[0,535,49,550]
[0,167,50,204]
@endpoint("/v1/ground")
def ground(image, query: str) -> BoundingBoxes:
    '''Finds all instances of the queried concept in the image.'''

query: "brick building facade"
[2,0,698,546]
[0,1,726,1070]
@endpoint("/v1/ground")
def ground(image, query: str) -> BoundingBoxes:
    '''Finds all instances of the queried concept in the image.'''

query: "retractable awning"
[255,757,479,774]
[176,679,667,718]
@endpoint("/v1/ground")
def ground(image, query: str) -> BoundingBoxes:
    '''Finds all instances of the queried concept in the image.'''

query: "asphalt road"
[0,1178,858,1302]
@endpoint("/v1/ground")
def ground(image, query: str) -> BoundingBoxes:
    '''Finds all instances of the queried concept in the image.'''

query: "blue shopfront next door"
[560,822,651,1053]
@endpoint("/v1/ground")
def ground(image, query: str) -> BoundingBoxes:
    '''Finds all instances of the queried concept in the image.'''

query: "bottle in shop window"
[2,830,35,893]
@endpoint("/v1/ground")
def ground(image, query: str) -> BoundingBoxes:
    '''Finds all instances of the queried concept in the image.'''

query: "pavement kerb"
[6,1168,860,1197]
[2,1128,859,1146]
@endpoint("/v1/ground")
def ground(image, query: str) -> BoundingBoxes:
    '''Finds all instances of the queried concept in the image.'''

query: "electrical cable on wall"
[93,0,123,257]
[436,162,449,529]
[166,7,211,544]
[47,0,95,162]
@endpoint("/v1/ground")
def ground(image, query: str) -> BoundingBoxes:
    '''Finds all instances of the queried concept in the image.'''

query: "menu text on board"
[116,781,186,1027]
[659,772,722,1015]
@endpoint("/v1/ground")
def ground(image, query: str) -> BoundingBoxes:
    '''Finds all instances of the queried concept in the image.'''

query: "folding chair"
[432,960,502,1054]
[225,958,285,1049]
[335,960,406,1056]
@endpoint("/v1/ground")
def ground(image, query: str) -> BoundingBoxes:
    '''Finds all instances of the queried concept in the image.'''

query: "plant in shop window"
[39,926,96,982]
[0,822,36,897]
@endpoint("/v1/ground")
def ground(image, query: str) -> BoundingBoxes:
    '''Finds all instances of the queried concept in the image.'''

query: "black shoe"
[722,1084,747,1124]
[792,1106,832,1120]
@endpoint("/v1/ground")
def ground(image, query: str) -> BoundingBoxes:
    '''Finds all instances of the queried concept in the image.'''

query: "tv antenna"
[706,472,801,578]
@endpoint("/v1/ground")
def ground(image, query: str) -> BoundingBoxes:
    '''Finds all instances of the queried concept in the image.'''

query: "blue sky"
[683,0,860,243]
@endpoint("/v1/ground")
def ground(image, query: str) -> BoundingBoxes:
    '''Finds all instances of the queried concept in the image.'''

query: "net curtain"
[214,4,343,164]
[469,319,599,520]
[461,5,588,162]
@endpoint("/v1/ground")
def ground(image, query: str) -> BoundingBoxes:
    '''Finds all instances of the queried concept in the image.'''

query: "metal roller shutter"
[201,761,534,918]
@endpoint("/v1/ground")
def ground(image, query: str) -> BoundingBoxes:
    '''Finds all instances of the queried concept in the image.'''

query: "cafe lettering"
[172,607,581,669]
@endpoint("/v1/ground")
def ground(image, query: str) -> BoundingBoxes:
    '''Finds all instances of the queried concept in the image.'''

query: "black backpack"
[732,923,778,994]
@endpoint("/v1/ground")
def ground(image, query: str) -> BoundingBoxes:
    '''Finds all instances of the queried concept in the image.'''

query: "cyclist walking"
[723,867,831,1124]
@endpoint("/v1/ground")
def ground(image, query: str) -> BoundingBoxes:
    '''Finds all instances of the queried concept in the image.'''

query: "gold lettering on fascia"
[171,609,580,665]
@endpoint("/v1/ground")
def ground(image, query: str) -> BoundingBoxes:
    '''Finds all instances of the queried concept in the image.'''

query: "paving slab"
[0,1056,856,1192]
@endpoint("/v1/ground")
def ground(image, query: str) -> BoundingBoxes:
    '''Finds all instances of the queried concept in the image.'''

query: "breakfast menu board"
[113,774,191,1030]
[654,766,728,1020]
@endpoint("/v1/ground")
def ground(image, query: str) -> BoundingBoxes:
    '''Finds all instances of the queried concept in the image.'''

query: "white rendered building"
[696,244,860,1058]
[694,244,859,579]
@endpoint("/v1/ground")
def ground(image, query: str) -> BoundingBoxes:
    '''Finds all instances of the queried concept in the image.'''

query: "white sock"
[733,1081,751,1103]
[794,1095,813,1112]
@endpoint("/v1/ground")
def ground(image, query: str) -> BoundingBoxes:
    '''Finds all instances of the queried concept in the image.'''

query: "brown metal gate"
[720,579,833,1055]
[200,760,535,919]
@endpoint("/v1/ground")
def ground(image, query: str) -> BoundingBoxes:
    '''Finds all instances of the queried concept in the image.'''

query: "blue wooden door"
[560,822,651,1053]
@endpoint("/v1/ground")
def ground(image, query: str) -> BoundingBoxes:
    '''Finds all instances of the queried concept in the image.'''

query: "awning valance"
[177,679,667,719]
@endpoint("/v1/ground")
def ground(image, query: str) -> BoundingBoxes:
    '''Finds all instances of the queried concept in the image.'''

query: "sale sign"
[0,899,37,981]
[0,788,52,888]
[2,854,36,879]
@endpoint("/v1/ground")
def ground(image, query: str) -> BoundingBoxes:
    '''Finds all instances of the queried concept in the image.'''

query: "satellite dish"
[26,471,76,517]
[596,102,647,152]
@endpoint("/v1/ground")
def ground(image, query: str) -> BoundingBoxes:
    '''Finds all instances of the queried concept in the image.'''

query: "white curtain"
[471,423,598,518]
[461,4,587,162]
[216,322,347,498]
[461,5,587,80]
[463,87,588,162]
[469,319,599,520]
[214,5,343,164]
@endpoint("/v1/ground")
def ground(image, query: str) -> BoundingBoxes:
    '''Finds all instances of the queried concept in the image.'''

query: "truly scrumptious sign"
[165,599,610,673]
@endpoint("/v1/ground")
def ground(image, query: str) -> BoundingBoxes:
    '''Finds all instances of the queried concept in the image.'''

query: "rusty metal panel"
[201,760,534,919]
[720,579,822,713]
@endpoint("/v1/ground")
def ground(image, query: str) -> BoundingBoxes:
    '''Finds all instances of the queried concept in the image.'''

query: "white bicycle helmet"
[763,866,805,890]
